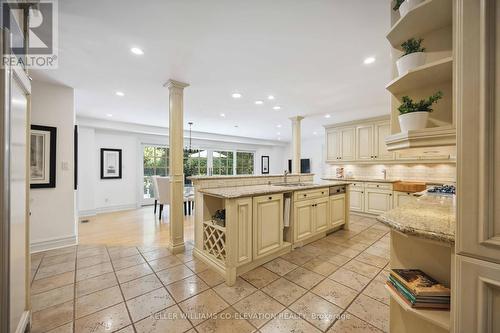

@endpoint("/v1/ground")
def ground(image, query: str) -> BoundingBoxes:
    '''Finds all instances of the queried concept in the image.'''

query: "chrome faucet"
[284,170,289,184]
[381,169,387,180]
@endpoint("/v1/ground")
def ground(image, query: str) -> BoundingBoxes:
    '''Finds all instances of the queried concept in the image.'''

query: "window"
[212,150,234,175]
[143,146,168,199]
[236,151,254,175]
[184,149,208,181]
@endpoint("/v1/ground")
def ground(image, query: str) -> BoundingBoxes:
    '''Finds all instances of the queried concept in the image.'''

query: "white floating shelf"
[387,0,452,49]
[385,126,456,151]
[386,57,453,95]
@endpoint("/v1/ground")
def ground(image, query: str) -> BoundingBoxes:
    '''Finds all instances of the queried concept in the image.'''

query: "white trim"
[95,203,138,214]
[30,235,77,253]
[14,310,30,333]
[78,209,97,217]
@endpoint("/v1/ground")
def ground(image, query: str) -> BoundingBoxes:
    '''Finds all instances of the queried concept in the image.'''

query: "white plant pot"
[399,112,429,132]
[396,52,426,76]
[399,0,425,17]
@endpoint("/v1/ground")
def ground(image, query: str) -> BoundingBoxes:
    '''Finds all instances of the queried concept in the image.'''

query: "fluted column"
[164,79,189,254]
[289,116,304,174]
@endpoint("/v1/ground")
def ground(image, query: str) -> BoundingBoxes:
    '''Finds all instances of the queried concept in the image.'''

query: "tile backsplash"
[325,164,456,183]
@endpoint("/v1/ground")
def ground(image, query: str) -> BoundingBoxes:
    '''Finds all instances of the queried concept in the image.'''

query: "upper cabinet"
[385,0,456,152]
[326,127,356,162]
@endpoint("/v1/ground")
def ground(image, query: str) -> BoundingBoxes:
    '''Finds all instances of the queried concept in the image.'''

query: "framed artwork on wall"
[100,148,122,179]
[261,155,269,174]
[30,125,57,188]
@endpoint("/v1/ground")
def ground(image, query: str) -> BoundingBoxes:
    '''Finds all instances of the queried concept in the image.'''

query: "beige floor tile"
[355,252,388,269]
[263,258,298,276]
[76,253,110,269]
[111,254,146,270]
[74,302,131,333]
[77,247,108,259]
[289,292,343,331]
[148,255,183,272]
[76,285,124,319]
[260,309,322,333]
[115,326,135,333]
[40,252,76,267]
[115,263,153,283]
[43,246,77,258]
[279,249,315,265]
[328,313,383,333]
[240,266,279,289]
[302,258,339,276]
[179,289,229,326]
[197,268,225,287]
[126,287,175,322]
[76,262,113,282]
[31,271,75,295]
[333,246,362,259]
[312,279,358,309]
[343,260,381,279]
[213,277,257,304]
[317,253,351,267]
[35,261,76,280]
[195,306,255,333]
[184,258,209,273]
[121,273,163,300]
[347,295,389,332]
[142,248,172,261]
[46,322,73,333]
[283,267,324,290]
[32,284,74,312]
[362,280,389,305]
[76,272,117,297]
[175,249,194,263]
[108,247,140,260]
[329,268,371,292]
[156,264,194,285]
[300,244,324,256]
[31,300,73,333]
[261,278,306,306]
[133,304,193,333]
[364,246,390,260]
[233,290,285,328]
[166,275,209,302]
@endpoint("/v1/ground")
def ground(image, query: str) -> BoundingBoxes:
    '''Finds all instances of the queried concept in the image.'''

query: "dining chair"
[156,176,171,221]
[184,186,195,215]
[151,176,160,214]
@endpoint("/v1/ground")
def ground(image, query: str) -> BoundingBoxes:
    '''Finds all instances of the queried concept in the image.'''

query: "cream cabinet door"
[294,200,314,242]
[340,127,356,161]
[236,198,252,266]
[314,198,329,233]
[326,129,340,162]
[253,194,283,260]
[356,125,374,161]
[393,191,413,208]
[364,189,392,215]
[330,194,345,228]
[374,121,394,160]
[349,189,364,212]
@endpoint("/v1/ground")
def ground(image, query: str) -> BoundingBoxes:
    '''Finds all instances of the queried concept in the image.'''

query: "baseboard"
[78,209,97,217]
[14,310,30,333]
[78,203,138,217]
[350,211,378,218]
[30,235,77,253]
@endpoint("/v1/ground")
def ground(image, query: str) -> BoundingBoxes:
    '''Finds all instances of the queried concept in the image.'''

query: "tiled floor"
[30,214,391,333]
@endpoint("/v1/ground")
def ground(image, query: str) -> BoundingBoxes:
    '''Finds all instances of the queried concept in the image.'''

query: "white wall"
[77,118,289,217]
[30,81,76,252]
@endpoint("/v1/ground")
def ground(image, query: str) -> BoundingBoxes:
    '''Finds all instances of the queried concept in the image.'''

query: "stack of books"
[387,269,450,309]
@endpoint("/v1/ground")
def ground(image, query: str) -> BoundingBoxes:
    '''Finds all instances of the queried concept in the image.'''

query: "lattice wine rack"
[202,221,226,263]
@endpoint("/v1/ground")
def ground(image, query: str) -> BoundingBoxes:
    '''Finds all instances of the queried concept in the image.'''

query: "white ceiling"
[32,0,391,141]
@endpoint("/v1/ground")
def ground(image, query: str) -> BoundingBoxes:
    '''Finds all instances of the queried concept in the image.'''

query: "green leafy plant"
[393,0,405,11]
[401,38,425,57]
[398,92,443,115]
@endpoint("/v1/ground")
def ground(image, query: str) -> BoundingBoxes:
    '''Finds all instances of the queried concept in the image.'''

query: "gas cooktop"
[427,185,456,195]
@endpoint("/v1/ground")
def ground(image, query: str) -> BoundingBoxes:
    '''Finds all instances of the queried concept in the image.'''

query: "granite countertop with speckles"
[199,181,351,199]
[377,194,456,244]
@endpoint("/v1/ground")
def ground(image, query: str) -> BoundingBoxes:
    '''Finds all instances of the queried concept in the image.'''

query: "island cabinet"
[252,194,283,260]
[330,194,346,228]
[293,189,331,243]
[364,187,393,215]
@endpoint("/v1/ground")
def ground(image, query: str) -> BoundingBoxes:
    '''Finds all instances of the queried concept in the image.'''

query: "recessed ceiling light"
[130,47,144,55]
[277,137,281,141]
[115,91,125,97]
[255,100,263,105]
[277,132,281,135]
[220,113,226,117]
[231,92,242,99]
[276,124,282,128]
[363,56,376,64]
[325,114,331,118]
[313,131,318,135]
[268,95,275,100]
[273,106,281,110]
[106,113,113,117]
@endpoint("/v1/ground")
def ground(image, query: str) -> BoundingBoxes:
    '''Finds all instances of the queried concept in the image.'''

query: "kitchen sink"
[272,182,311,187]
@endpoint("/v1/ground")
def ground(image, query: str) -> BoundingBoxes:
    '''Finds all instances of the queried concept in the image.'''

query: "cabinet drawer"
[294,188,328,201]
[349,182,365,189]
[365,182,392,190]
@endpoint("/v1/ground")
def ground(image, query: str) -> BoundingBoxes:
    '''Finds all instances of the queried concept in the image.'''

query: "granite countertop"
[189,173,313,181]
[376,194,456,244]
[321,176,454,185]
[199,180,350,199]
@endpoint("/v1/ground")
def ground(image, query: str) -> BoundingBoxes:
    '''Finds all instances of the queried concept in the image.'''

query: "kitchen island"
[189,174,350,285]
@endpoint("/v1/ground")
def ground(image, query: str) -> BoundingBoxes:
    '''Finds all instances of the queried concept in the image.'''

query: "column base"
[168,242,186,254]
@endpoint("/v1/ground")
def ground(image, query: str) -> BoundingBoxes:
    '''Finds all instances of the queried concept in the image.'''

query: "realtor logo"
[1,0,58,69]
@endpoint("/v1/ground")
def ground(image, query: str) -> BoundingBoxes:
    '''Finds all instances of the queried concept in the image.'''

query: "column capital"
[164,79,190,90]
[289,115,305,122]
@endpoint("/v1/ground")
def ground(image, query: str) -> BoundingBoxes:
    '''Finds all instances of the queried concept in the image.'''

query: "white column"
[289,116,304,174]
[164,79,189,254]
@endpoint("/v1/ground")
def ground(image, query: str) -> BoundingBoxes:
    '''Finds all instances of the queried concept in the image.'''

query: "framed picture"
[261,155,269,174]
[100,148,122,179]
[30,125,57,188]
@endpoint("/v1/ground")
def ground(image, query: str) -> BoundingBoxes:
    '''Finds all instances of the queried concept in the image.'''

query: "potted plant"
[393,0,425,17]
[396,38,426,75]
[398,92,443,132]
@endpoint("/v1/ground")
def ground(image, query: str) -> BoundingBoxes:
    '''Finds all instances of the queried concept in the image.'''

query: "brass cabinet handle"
[268,196,272,200]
